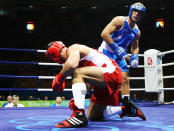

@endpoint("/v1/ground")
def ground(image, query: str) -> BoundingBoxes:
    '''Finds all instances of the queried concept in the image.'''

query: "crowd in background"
[2,95,24,107]
[1,94,66,108]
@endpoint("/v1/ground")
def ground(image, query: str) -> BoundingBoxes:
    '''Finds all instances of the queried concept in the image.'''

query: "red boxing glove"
[52,73,65,93]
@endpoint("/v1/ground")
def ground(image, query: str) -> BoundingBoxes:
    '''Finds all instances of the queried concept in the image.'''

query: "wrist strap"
[109,42,118,50]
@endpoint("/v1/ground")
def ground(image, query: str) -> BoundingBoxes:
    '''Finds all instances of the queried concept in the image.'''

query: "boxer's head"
[129,2,146,22]
[46,41,66,64]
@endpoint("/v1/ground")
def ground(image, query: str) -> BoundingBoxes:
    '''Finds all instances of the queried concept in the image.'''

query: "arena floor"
[1,103,174,131]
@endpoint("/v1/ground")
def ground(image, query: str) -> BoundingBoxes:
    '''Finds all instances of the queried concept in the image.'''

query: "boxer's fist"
[109,42,127,59]
[129,54,139,68]
[115,46,127,59]
[52,73,65,93]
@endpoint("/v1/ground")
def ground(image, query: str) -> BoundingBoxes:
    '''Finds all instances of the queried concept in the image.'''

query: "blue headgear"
[129,2,146,22]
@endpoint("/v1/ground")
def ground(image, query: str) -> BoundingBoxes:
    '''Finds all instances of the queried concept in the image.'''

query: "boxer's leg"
[87,101,124,121]
[56,66,107,128]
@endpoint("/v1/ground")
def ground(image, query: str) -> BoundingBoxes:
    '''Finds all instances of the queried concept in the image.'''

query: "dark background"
[0,0,173,50]
[0,0,174,101]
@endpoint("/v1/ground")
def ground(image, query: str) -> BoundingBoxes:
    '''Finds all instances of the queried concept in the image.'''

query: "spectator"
[131,93,141,102]
[44,96,49,101]
[132,94,137,102]
[2,95,12,107]
[61,96,65,101]
[28,96,35,100]
[5,95,24,107]
[0,95,4,101]
[37,96,41,100]
[51,96,62,107]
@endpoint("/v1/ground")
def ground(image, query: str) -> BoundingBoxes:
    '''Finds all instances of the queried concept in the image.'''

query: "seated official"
[51,96,62,107]
[5,95,24,107]
[2,95,12,107]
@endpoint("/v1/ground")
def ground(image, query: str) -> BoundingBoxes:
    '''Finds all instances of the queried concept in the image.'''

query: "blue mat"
[0,103,174,131]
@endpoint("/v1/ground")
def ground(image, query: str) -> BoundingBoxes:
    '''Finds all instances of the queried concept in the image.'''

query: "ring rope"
[1,60,173,68]
[0,48,46,53]
[158,50,174,56]
[0,47,144,56]
[0,88,145,91]
[129,77,145,80]
[0,61,146,68]
[158,87,174,90]
[0,88,72,91]
[128,65,144,68]
[0,61,62,66]
[160,75,174,79]
[1,75,172,80]
[161,62,174,67]
[1,87,174,91]
[1,48,173,57]
[0,74,143,80]
[0,75,71,79]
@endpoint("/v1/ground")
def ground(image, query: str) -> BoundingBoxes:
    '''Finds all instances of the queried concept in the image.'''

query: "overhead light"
[29,5,34,8]
[156,19,164,28]
[92,6,97,10]
[61,6,67,10]
[26,22,35,32]
[160,7,165,10]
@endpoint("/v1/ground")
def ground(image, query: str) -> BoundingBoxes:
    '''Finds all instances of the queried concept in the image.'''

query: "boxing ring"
[0,47,174,131]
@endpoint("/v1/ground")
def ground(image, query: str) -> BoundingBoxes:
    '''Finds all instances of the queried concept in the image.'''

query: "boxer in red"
[46,41,146,128]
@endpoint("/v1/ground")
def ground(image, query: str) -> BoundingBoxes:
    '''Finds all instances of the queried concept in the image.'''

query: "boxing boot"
[56,98,88,128]
[120,101,146,120]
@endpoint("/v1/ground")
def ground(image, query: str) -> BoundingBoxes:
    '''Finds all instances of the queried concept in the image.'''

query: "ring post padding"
[144,49,164,92]
[144,49,164,102]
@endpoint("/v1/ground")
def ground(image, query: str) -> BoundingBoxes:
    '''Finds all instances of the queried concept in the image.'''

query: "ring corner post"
[144,49,164,103]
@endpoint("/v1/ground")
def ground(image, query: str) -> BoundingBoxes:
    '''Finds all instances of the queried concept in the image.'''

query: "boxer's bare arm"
[60,46,81,77]
[101,16,124,44]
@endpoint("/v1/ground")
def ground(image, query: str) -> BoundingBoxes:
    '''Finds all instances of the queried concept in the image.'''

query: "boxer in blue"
[98,2,146,109]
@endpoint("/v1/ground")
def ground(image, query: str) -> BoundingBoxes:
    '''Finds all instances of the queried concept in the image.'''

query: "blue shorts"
[102,49,129,72]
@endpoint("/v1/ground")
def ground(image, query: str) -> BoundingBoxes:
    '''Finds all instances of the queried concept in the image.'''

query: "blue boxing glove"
[109,42,127,59]
[129,54,139,68]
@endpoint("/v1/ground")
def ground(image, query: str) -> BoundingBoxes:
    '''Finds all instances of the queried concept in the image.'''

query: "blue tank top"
[98,17,138,72]
[111,17,139,50]
[98,17,139,53]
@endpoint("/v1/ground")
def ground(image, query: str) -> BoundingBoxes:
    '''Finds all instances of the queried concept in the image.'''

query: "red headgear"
[46,41,66,64]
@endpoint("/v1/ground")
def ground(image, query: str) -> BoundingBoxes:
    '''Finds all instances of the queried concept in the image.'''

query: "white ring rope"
[161,62,174,67]
[38,89,72,91]
[38,76,72,80]
[38,88,147,92]
[158,50,174,56]
[1,60,173,68]
[158,87,174,90]
[128,54,144,57]
[129,77,145,80]
[160,75,174,79]
[127,65,144,68]
[34,87,174,92]
[3,87,173,92]
[37,50,47,53]
[38,62,62,66]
